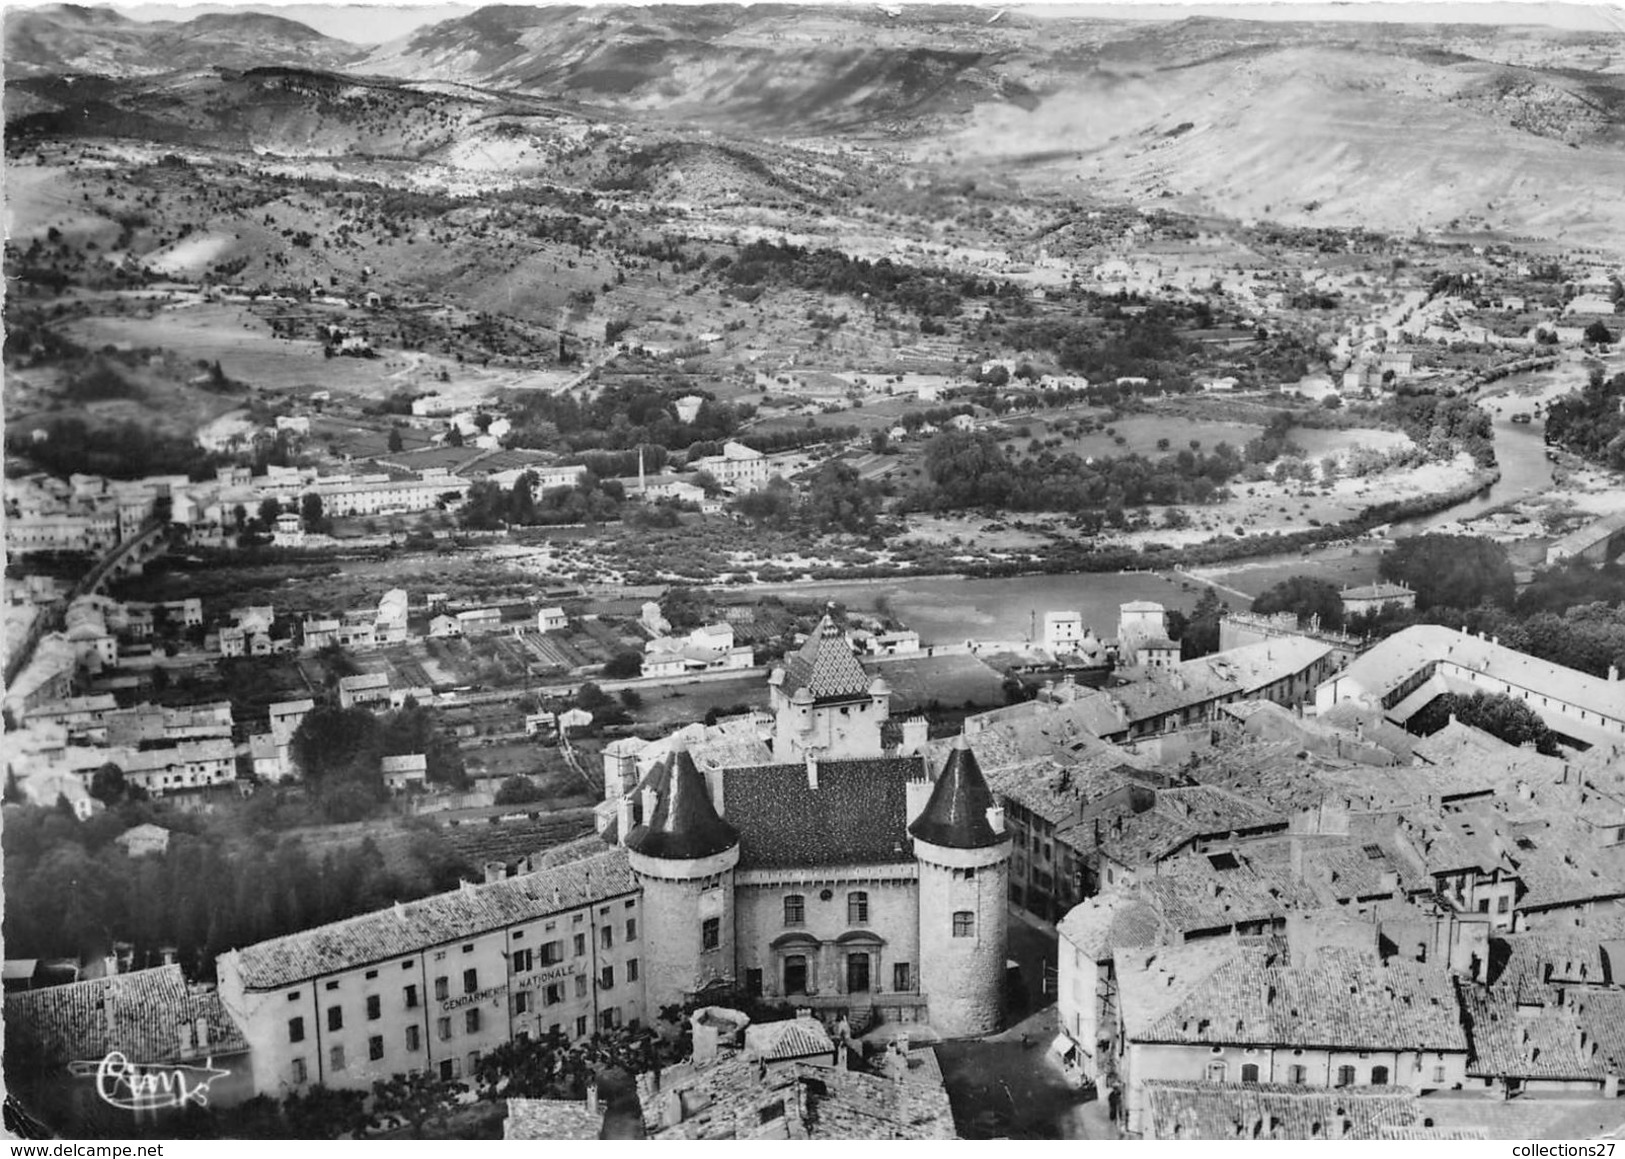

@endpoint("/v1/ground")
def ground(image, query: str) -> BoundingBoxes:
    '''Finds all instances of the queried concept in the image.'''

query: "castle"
[212,616,1012,1100]
[609,615,1013,1039]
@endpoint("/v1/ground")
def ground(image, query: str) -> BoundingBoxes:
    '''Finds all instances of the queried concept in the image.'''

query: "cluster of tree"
[460,474,628,530]
[1369,392,1496,467]
[0,802,469,981]
[1410,691,1561,754]
[6,417,221,481]
[717,239,1004,318]
[906,429,1246,513]
[1545,369,1625,470]
[1169,587,1228,660]
[1375,534,1516,614]
[1251,576,1346,631]
[736,424,862,455]
[289,703,467,821]
[505,377,742,454]
[732,462,886,535]
[1000,306,1197,384]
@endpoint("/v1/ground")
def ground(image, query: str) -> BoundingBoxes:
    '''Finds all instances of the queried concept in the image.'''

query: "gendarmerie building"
[214,616,1014,1097]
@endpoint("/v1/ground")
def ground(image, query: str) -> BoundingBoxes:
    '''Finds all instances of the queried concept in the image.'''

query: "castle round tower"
[909,736,1012,1038]
[623,740,741,1014]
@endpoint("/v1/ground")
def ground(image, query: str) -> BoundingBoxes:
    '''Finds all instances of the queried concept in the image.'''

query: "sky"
[85,0,1625,44]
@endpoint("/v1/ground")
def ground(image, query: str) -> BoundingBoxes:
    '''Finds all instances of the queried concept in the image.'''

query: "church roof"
[625,746,739,861]
[779,616,873,702]
[722,757,927,870]
[909,737,1006,850]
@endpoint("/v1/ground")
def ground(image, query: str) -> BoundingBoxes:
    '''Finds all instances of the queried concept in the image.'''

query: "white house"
[537,607,568,633]
[380,753,428,791]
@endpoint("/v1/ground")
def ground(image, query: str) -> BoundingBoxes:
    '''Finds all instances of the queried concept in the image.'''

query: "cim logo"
[68,1052,230,1112]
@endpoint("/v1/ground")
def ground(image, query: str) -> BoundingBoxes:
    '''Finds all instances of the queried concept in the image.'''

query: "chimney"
[459,879,476,896]
[1290,836,1305,882]
[484,860,506,885]
[103,954,118,978]
[836,1041,849,1069]
[985,805,1005,834]
[394,900,407,920]
[905,779,932,827]
[618,793,635,846]
[691,1013,719,1064]
[1611,665,1620,683]
[586,1081,600,1116]
[194,1015,209,1051]
[663,1092,683,1127]
[806,752,819,791]
[177,1020,196,1056]
[641,786,658,827]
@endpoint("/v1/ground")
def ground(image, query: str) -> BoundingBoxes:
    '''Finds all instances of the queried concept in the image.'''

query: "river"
[1396,400,1555,533]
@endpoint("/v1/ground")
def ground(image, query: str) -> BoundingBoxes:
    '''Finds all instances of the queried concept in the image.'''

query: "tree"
[619,689,644,711]
[1252,576,1345,630]
[1584,320,1615,345]
[88,763,144,806]
[369,1072,461,1138]
[300,492,325,533]
[444,424,464,448]
[494,776,545,806]
[603,650,644,679]
[1410,691,1561,755]
[232,503,248,529]
[1177,588,1227,660]
[387,427,404,453]
[258,497,281,527]
[1379,534,1515,613]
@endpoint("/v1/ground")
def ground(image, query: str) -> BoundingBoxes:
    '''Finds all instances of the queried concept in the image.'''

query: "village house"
[381,753,429,792]
[537,607,568,634]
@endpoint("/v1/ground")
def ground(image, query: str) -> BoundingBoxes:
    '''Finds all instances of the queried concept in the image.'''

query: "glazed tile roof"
[777,616,873,703]
[4,965,249,1065]
[1144,1081,1424,1140]
[722,757,926,871]
[222,847,636,990]
[1120,942,1467,1051]
[909,738,1005,850]
[503,1098,603,1140]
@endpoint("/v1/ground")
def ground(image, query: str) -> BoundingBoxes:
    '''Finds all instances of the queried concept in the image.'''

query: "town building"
[1545,512,1625,568]
[1313,625,1625,749]
[3,965,254,1132]
[1113,936,1468,1136]
[692,441,771,492]
[381,753,428,792]
[1338,582,1416,618]
[537,607,568,633]
[214,848,645,1098]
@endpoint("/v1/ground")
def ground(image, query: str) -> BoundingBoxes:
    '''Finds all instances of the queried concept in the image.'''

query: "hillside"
[2,5,364,77]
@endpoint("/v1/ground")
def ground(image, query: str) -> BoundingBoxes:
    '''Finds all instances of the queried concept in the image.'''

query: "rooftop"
[4,965,249,1066]
[775,616,874,703]
[908,738,1005,850]
[503,1098,603,1140]
[722,757,926,871]
[1144,1081,1426,1141]
[221,846,636,990]
[626,746,740,861]
[1117,941,1466,1052]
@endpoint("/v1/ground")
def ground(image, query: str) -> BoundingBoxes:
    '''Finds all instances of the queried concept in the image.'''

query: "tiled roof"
[746,1017,834,1062]
[503,1098,602,1140]
[4,965,249,1065]
[984,756,1138,826]
[1121,942,1467,1051]
[222,847,636,990]
[638,1053,954,1140]
[626,746,739,861]
[1461,987,1612,1081]
[722,757,926,871]
[778,616,874,702]
[1144,1081,1423,1140]
[908,738,1004,850]
[1134,855,1321,933]
[1057,893,1166,962]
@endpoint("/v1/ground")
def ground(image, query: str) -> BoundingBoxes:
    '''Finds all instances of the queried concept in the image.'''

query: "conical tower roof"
[625,742,739,861]
[908,735,1005,849]
[779,614,872,702]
